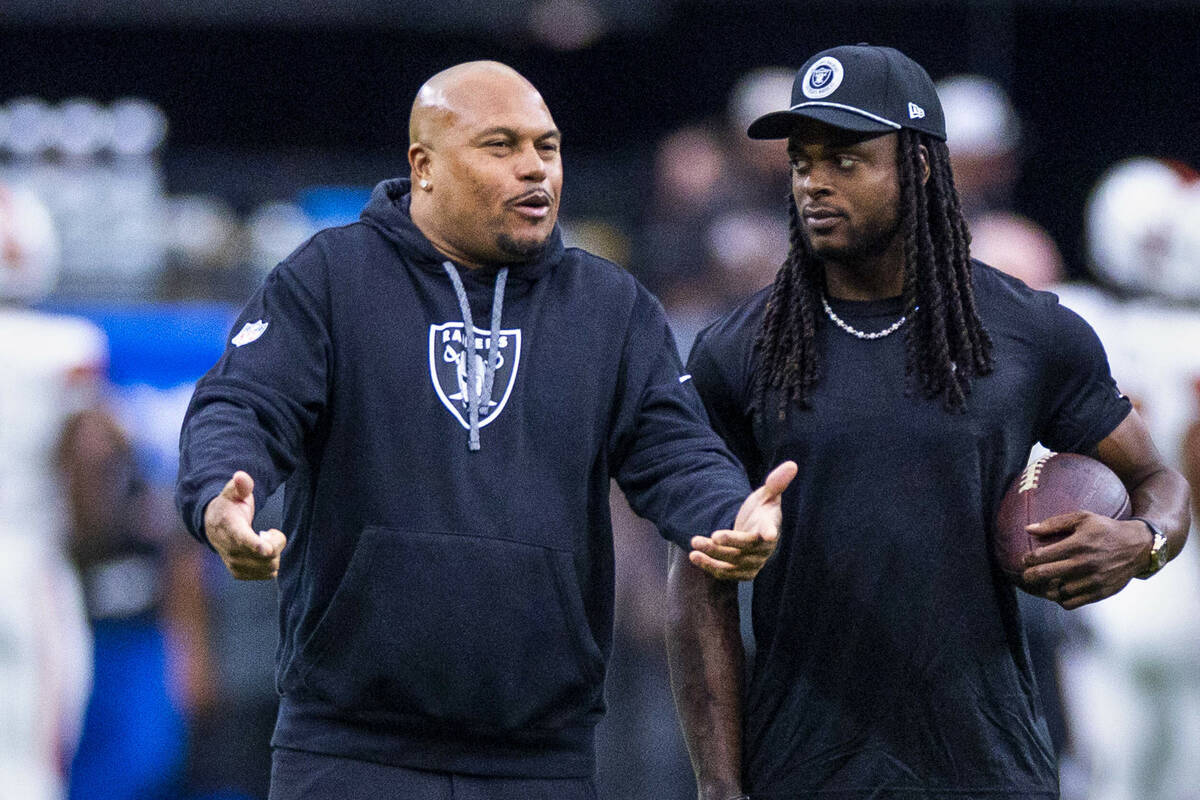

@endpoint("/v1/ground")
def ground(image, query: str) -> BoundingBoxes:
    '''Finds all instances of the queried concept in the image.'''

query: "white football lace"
[1019,452,1055,493]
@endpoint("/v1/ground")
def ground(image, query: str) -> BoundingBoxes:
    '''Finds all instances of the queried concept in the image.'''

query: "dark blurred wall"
[4,0,1198,273]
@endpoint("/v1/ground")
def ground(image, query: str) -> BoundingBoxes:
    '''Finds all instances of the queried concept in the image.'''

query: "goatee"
[497,233,549,262]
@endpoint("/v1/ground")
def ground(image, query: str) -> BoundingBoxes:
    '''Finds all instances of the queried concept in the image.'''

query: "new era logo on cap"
[908,102,926,119]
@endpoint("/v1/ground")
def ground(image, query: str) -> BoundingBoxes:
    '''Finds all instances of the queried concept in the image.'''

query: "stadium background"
[7,0,1200,271]
[3,2,1199,800]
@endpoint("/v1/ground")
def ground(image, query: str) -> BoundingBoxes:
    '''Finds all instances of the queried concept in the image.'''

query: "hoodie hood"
[359,178,566,282]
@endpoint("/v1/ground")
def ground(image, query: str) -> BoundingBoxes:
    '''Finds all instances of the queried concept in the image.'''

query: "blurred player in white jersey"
[994,158,1200,800]
[1057,158,1200,800]
[0,181,106,800]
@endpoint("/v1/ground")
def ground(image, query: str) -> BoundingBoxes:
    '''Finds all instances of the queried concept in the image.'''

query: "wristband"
[1131,516,1169,578]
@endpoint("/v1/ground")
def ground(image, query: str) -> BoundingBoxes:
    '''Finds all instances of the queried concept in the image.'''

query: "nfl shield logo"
[428,322,521,430]
[232,319,269,347]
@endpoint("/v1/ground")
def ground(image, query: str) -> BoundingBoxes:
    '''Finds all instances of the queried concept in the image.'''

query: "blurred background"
[2,2,1199,800]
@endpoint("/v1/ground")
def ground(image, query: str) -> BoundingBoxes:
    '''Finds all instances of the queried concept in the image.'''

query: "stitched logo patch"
[428,322,521,430]
[232,319,269,347]
[803,57,844,99]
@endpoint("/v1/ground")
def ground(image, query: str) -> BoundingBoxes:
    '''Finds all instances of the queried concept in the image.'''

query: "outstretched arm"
[1022,409,1191,608]
[666,544,748,800]
[690,460,797,581]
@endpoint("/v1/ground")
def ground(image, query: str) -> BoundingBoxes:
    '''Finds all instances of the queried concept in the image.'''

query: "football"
[993,452,1132,583]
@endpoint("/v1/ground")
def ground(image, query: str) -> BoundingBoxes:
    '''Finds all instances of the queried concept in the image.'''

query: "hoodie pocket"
[298,525,604,730]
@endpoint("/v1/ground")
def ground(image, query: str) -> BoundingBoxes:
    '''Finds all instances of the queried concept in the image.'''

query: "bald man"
[176,61,794,799]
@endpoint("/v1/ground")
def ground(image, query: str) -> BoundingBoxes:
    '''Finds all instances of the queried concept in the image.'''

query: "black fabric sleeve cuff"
[191,481,227,552]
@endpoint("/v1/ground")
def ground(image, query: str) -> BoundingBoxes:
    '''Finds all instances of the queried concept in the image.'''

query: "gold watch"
[1132,516,1168,579]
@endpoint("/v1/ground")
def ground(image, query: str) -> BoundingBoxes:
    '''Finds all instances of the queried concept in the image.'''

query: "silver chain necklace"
[820,294,912,340]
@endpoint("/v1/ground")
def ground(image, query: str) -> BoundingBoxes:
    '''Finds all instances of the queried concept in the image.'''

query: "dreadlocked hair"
[751,128,993,420]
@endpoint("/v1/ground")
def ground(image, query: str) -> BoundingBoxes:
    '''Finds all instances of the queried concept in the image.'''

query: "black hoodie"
[176,179,751,776]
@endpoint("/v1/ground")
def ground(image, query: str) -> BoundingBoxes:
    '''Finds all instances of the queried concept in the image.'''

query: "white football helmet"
[1086,157,1200,302]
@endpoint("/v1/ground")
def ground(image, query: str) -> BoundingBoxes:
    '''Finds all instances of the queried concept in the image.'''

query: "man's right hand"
[689,460,797,581]
[203,471,287,580]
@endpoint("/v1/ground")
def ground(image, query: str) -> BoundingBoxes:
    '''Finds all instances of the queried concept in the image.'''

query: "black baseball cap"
[747,44,946,141]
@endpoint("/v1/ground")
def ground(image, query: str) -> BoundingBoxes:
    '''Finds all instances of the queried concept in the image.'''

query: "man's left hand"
[1020,511,1153,609]
[689,461,798,581]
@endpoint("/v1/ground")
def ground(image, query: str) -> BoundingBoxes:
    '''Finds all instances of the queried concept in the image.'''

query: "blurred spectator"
[631,123,731,298]
[937,74,1060,282]
[968,213,1064,292]
[59,409,211,800]
[936,74,1022,220]
[1044,157,1200,800]
[632,67,793,358]
[48,301,270,800]
[0,180,60,298]
[702,208,786,306]
[724,67,793,213]
[0,179,102,800]
[938,76,1062,277]
[701,66,793,316]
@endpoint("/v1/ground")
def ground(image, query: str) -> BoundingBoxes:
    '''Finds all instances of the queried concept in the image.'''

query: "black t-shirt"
[687,263,1131,799]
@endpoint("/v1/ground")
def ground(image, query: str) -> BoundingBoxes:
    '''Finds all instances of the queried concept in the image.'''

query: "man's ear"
[918,144,930,185]
[409,143,433,189]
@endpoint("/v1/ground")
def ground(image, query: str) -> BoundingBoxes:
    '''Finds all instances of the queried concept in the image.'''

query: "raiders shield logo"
[802,56,844,99]
[428,322,521,430]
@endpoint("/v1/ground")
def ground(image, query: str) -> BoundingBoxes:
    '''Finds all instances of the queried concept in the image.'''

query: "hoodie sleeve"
[686,322,766,486]
[607,287,752,550]
[176,239,331,546]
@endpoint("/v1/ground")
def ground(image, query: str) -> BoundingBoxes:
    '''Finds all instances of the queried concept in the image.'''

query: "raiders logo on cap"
[803,57,844,99]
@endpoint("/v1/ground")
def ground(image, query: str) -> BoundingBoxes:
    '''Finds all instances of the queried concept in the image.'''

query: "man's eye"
[837,157,855,169]
[790,160,809,173]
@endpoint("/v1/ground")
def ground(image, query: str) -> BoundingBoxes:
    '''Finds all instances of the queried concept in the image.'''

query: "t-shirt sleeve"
[686,325,764,484]
[1036,297,1132,454]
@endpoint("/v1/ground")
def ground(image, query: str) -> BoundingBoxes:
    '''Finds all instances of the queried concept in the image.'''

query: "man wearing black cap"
[666,44,1191,799]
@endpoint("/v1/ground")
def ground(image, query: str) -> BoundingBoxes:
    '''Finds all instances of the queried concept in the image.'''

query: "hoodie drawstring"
[442,261,508,451]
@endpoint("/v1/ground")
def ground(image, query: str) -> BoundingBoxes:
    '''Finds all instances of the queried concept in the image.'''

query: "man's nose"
[800,166,832,198]
[515,142,548,181]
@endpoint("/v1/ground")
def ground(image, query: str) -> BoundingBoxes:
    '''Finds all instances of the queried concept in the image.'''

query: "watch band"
[1131,516,1169,579]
